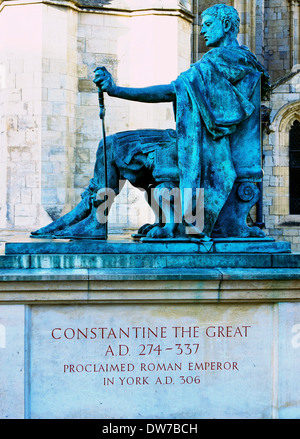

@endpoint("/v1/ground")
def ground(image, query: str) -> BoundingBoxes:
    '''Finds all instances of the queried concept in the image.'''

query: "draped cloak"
[172,45,270,236]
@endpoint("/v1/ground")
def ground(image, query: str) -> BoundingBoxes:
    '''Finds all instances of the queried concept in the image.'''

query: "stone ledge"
[1,253,277,269]
[4,235,292,258]
[0,267,299,304]
[1,251,299,269]
[1,266,299,281]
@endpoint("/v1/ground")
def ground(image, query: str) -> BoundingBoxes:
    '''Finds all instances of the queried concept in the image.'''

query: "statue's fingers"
[94,66,110,76]
[94,70,106,79]
[93,78,105,91]
[95,71,110,83]
[93,78,101,87]
[101,79,111,91]
[93,74,106,86]
[94,66,106,73]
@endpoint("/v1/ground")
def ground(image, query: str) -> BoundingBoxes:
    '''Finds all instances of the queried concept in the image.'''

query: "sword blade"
[98,90,108,240]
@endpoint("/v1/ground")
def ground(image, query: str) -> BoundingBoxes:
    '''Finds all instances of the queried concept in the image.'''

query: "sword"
[97,84,108,240]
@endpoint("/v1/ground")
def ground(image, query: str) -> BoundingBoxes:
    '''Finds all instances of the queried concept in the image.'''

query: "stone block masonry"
[0,0,192,233]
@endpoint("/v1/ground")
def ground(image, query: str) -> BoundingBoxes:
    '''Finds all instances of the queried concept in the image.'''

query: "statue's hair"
[201,4,240,37]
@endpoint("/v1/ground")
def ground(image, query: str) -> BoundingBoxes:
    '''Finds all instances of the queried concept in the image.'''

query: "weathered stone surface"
[0,265,299,297]
[0,255,30,269]
[213,239,291,253]
[6,238,200,255]
[4,234,292,257]
[0,305,25,419]
[273,253,300,268]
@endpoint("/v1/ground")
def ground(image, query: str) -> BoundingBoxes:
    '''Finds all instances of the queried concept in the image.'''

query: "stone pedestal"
[0,238,300,419]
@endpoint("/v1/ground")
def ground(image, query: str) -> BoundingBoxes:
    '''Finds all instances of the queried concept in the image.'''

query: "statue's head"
[201,4,240,47]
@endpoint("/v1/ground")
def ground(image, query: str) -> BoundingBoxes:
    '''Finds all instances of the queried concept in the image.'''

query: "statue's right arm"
[94,67,175,103]
[109,84,175,103]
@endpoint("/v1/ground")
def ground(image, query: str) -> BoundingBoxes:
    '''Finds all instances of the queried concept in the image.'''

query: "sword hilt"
[98,90,105,120]
[94,67,107,120]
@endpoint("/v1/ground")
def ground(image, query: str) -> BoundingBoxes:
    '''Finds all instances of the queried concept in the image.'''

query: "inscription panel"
[30,304,273,419]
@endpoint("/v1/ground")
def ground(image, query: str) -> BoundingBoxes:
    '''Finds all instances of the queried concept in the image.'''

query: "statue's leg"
[31,135,119,238]
[53,135,121,239]
[119,128,179,238]
[30,191,93,237]
[144,182,181,238]
[53,189,115,239]
[53,134,152,240]
[53,128,177,240]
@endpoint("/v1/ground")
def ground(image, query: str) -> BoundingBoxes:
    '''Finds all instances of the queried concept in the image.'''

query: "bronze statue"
[31,4,270,240]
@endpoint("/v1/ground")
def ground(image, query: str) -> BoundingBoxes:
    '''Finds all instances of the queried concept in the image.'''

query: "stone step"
[0,255,30,269]
[4,235,291,255]
[0,252,299,270]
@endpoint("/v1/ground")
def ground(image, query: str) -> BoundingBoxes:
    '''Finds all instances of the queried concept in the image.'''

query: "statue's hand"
[93,67,116,96]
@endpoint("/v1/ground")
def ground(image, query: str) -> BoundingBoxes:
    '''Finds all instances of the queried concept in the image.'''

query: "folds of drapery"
[172,46,267,236]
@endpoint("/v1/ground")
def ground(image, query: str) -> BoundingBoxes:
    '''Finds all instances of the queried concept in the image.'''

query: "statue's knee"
[98,134,114,149]
[96,135,115,163]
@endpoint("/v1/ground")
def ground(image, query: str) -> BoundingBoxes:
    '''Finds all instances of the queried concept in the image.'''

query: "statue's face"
[201,14,226,47]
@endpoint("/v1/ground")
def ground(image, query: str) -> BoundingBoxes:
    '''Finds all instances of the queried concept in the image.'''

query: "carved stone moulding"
[0,0,194,20]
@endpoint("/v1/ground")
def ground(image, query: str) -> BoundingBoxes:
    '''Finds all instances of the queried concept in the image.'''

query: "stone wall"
[0,0,192,233]
[41,5,78,222]
[263,0,292,82]
[261,0,300,252]
[262,67,300,252]
[0,4,45,230]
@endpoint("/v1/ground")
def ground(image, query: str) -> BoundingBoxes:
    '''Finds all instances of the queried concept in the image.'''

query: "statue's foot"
[248,226,266,238]
[145,224,176,239]
[53,208,106,240]
[30,196,92,238]
[188,233,211,241]
[138,223,158,235]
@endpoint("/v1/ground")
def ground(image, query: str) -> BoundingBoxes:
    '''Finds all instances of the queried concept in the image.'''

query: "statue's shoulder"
[199,46,244,65]
[199,46,265,70]
[200,47,221,61]
[190,48,222,71]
